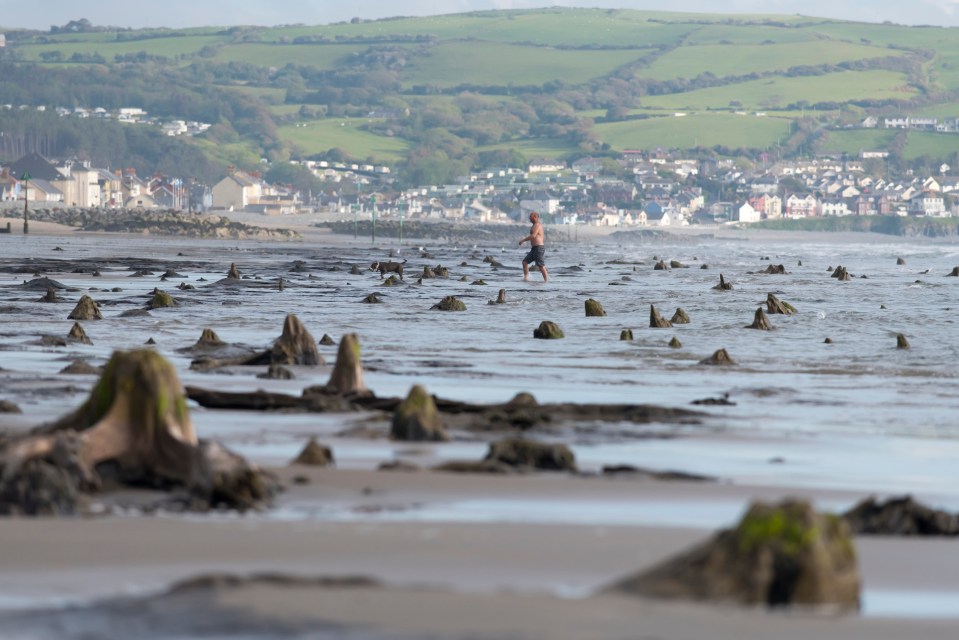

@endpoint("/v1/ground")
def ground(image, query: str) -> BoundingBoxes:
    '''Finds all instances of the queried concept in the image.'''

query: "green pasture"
[902,131,959,160]
[638,70,914,111]
[809,22,956,49]
[641,40,902,80]
[817,129,897,155]
[277,118,410,162]
[190,139,262,171]
[18,34,228,61]
[400,41,641,88]
[682,24,818,45]
[260,9,696,48]
[593,113,792,150]
[213,43,367,70]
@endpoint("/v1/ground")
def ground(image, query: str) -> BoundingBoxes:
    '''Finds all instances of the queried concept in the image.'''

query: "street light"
[371,195,377,244]
[21,170,30,234]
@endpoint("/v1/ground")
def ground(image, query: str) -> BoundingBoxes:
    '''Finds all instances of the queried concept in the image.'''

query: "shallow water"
[2,231,958,496]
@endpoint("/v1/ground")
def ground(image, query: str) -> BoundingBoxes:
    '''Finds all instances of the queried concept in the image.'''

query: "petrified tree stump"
[391,385,448,442]
[671,308,690,324]
[766,293,796,315]
[533,321,564,339]
[585,298,607,317]
[227,263,241,279]
[68,295,102,321]
[267,314,322,365]
[620,329,633,341]
[495,289,507,304]
[896,333,910,350]
[68,322,93,345]
[607,499,860,611]
[193,328,225,349]
[147,289,177,309]
[948,267,959,277]
[431,296,466,311]
[746,307,774,330]
[291,437,335,467]
[326,333,366,395]
[39,287,62,303]
[653,260,669,271]
[712,274,733,290]
[362,293,383,303]
[668,337,683,348]
[649,305,673,328]
[484,438,576,472]
[699,348,735,365]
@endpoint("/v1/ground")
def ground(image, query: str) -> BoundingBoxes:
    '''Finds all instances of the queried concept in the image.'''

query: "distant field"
[641,41,901,80]
[817,129,898,154]
[681,24,818,46]
[902,131,959,160]
[20,35,228,61]
[268,104,306,117]
[593,113,791,150]
[638,70,915,111]
[277,119,409,162]
[214,43,367,70]
[190,139,262,172]
[400,42,642,87]
[477,136,574,159]
[260,9,697,47]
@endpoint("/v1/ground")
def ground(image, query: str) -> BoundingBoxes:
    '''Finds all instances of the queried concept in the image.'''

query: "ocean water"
[2,231,959,500]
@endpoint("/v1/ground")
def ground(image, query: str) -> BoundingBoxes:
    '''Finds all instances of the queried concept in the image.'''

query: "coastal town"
[1,144,957,228]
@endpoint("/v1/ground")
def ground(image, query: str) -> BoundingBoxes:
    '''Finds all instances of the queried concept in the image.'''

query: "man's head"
[529,211,539,223]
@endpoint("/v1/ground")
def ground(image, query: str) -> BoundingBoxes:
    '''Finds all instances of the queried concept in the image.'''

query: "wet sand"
[2,469,959,638]
[2,214,959,638]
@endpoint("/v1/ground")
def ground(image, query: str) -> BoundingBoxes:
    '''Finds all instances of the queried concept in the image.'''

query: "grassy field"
[641,41,901,80]
[400,42,643,87]
[902,131,959,160]
[17,34,228,60]
[276,118,410,162]
[259,9,697,48]
[638,70,914,111]
[594,113,792,150]
[477,136,575,159]
[214,43,368,70]
[817,129,898,154]
[681,24,819,46]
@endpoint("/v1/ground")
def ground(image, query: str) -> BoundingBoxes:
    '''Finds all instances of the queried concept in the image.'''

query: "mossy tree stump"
[699,348,735,365]
[326,333,366,395]
[533,321,564,339]
[68,322,93,345]
[431,296,466,311]
[0,350,277,514]
[585,298,607,317]
[712,274,733,291]
[391,385,448,442]
[484,438,577,472]
[766,293,796,315]
[147,289,177,309]
[268,314,322,365]
[68,295,102,321]
[607,499,860,611]
[671,308,690,324]
[746,307,774,330]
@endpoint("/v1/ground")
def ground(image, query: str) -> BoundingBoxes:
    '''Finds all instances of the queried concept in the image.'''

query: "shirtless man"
[518,211,549,282]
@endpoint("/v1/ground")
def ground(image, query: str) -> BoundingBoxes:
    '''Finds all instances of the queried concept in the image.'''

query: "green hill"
[3,9,959,184]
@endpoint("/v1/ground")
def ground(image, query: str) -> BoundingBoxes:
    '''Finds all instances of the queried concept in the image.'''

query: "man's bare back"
[519,211,549,282]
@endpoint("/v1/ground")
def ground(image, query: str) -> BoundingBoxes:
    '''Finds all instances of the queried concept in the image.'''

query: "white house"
[212,170,264,210]
[736,202,761,223]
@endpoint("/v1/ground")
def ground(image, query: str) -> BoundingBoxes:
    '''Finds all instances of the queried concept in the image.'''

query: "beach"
[1,213,959,638]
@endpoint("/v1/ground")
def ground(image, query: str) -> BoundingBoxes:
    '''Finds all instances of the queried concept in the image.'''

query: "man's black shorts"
[524,245,546,267]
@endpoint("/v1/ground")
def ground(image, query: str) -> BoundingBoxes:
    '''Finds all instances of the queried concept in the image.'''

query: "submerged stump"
[67,322,93,345]
[649,305,673,329]
[227,263,241,280]
[268,314,322,366]
[699,348,735,365]
[585,298,607,317]
[431,296,466,311]
[712,274,733,291]
[533,321,564,339]
[291,437,335,467]
[766,293,796,315]
[484,438,576,472]
[671,308,690,324]
[746,307,774,330]
[67,295,102,321]
[896,333,910,350]
[326,333,366,395]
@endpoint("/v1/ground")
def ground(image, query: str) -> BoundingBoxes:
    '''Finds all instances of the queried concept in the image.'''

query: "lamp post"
[399,197,404,245]
[352,203,357,239]
[21,171,30,234]
[371,195,377,244]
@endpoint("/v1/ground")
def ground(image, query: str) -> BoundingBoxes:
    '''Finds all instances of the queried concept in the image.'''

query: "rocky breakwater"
[20,207,300,240]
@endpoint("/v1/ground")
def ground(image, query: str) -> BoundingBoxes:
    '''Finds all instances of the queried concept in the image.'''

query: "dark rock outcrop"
[484,438,576,472]
[712,274,733,290]
[291,438,335,467]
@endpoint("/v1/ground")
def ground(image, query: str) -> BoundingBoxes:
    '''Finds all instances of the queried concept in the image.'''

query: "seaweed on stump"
[668,337,683,348]
[746,307,774,331]
[712,274,733,291]
[147,289,177,309]
[362,293,383,304]
[484,438,577,472]
[766,293,796,315]
[68,295,102,321]
[585,298,607,317]
[227,263,241,279]
[653,260,669,271]
[269,314,322,365]
[606,498,860,611]
[391,384,448,442]
[193,328,225,349]
[699,348,735,365]
[39,287,61,303]
[533,321,564,339]
[649,305,673,328]
[326,333,366,395]
[68,322,93,345]
[422,266,436,279]
[291,437,335,467]
[896,333,910,350]
[431,296,466,311]
[670,260,687,269]
[620,329,634,341]
[671,308,690,324]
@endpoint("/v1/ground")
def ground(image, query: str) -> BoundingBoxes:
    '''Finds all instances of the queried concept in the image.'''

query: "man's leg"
[522,260,530,281]
[540,264,549,282]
